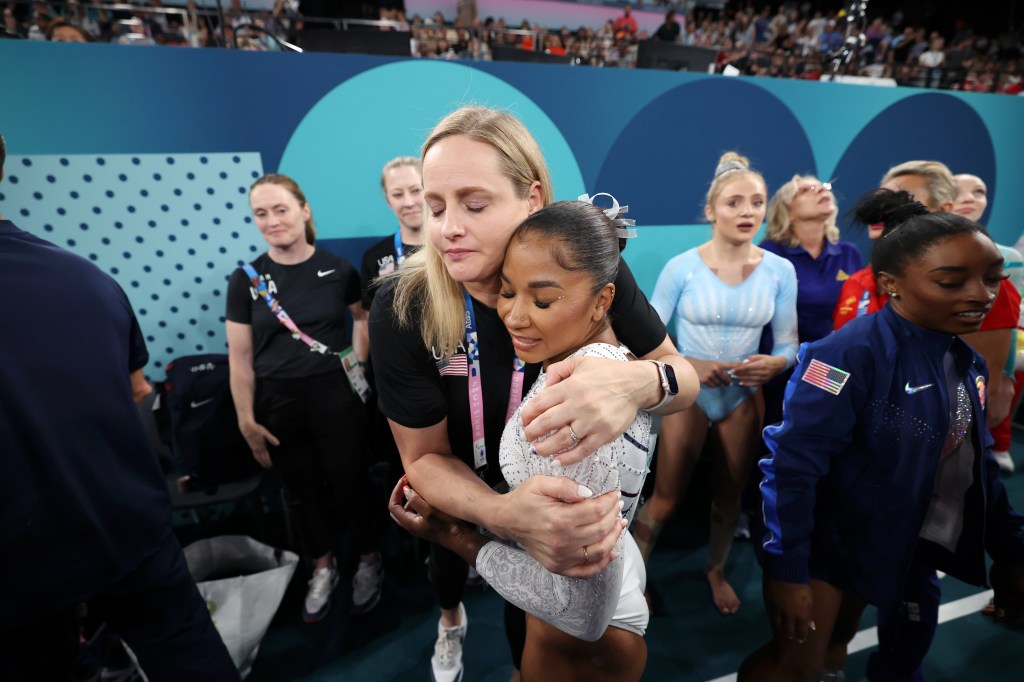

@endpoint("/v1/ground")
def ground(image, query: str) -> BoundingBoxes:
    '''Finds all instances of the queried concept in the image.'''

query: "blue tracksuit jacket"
[760,304,1024,608]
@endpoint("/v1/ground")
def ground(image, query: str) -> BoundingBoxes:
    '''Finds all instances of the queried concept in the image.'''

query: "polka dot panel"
[1,153,265,374]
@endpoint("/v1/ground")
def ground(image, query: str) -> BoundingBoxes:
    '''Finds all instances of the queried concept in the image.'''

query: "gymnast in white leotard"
[633,152,798,617]
[390,199,696,682]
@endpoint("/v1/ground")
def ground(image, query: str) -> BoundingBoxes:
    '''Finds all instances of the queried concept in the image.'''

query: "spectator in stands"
[768,6,788,44]
[819,19,842,55]
[268,0,302,42]
[226,174,384,624]
[732,10,754,51]
[918,35,947,87]
[946,34,975,74]
[613,2,637,39]
[26,1,53,40]
[47,18,88,41]
[542,32,563,55]
[2,4,19,37]
[653,9,680,43]
[805,10,827,45]
[226,0,251,30]
[60,0,106,39]
[455,0,476,30]
[908,27,930,63]
[0,132,240,682]
[864,17,888,52]
[889,25,917,64]
[144,0,169,35]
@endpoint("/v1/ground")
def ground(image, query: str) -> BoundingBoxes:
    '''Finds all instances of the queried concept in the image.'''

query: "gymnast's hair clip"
[714,159,747,177]
[578,192,638,239]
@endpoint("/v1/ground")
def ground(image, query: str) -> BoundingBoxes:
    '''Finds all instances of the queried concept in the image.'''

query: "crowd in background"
[4,0,1023,94]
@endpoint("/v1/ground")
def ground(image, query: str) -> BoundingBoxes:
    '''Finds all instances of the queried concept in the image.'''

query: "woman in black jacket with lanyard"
[225,173,383,623]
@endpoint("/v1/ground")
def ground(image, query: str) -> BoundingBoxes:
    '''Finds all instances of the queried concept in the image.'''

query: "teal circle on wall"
[279,60,585,240]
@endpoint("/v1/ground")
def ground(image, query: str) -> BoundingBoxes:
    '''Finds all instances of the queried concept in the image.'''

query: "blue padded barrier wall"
[2,41,1022,373]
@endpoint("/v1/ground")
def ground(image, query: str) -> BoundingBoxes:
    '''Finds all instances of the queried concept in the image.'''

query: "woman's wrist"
[474,489,512,541]
[637,358,667,410]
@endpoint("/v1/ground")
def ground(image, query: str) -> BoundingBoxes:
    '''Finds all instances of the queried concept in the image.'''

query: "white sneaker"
[431,602,467,682]
[351,553,384,614]
[993,450,1015,474]
[303,560,339,623]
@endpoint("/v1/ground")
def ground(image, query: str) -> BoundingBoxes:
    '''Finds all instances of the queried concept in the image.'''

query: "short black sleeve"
[610,257,668,358]
[360,235,394,311]
[341,261,362,307]
[225,267,252,324]
[360,235,423,311]
[369,279,448,429]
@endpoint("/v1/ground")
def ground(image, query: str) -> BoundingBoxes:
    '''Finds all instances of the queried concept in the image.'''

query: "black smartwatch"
[648,360,679,411]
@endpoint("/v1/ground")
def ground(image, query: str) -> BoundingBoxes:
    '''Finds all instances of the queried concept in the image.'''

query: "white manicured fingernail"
[577,484,594,498]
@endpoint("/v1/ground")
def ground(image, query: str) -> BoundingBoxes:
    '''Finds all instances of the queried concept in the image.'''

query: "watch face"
[664,363,679,394]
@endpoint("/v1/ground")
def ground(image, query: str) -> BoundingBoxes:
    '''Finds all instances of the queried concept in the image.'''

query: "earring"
[888,291,899,299]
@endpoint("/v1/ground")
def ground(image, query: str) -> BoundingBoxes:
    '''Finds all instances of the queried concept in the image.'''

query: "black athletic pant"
[429,542,527,670]
[256,370,380,560]
[1,532,239,682]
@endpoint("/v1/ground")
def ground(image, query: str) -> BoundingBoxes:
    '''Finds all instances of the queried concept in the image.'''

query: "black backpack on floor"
[164,354,258,487]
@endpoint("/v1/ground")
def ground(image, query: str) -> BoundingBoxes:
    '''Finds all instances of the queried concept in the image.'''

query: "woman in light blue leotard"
[633,152,798,616]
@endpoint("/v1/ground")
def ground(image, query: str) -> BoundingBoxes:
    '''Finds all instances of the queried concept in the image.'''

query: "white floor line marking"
[703,590,994,682]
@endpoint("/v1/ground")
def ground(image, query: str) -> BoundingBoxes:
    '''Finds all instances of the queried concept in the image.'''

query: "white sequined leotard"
[475,343,652,641]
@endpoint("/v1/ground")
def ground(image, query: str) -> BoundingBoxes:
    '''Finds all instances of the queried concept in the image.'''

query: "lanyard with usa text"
[243,263,329,352]
[242,263,371,402]
[463,289,526,472]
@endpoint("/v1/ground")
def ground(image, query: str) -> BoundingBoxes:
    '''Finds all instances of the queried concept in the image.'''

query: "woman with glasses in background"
[762,177,861,346]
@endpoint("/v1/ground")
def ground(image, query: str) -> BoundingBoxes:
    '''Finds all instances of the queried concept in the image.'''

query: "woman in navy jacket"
[740,190,1024,681]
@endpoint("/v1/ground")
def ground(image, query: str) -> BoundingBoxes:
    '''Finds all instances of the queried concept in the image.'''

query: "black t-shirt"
[360,233,423,311]
[1,220,170,624]
[369,258,666,487]
[654,22,680,42]
[226,249,361,379]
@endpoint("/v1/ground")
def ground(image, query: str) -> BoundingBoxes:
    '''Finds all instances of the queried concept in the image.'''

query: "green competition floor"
[193,432,1024,682]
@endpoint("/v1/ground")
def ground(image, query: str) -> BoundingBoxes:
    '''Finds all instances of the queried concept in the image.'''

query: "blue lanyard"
[394,231,405,268]
[463,289,526,471]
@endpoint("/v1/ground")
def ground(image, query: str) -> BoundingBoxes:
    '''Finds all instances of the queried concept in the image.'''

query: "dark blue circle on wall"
[831,92,997,253]
[595,78,816,226]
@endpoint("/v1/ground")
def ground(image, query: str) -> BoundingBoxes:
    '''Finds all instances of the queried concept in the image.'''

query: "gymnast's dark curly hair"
[853,188,991,276]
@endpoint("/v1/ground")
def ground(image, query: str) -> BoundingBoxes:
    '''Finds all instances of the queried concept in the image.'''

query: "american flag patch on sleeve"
[437,353,468,377]
[801,358,851,395]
